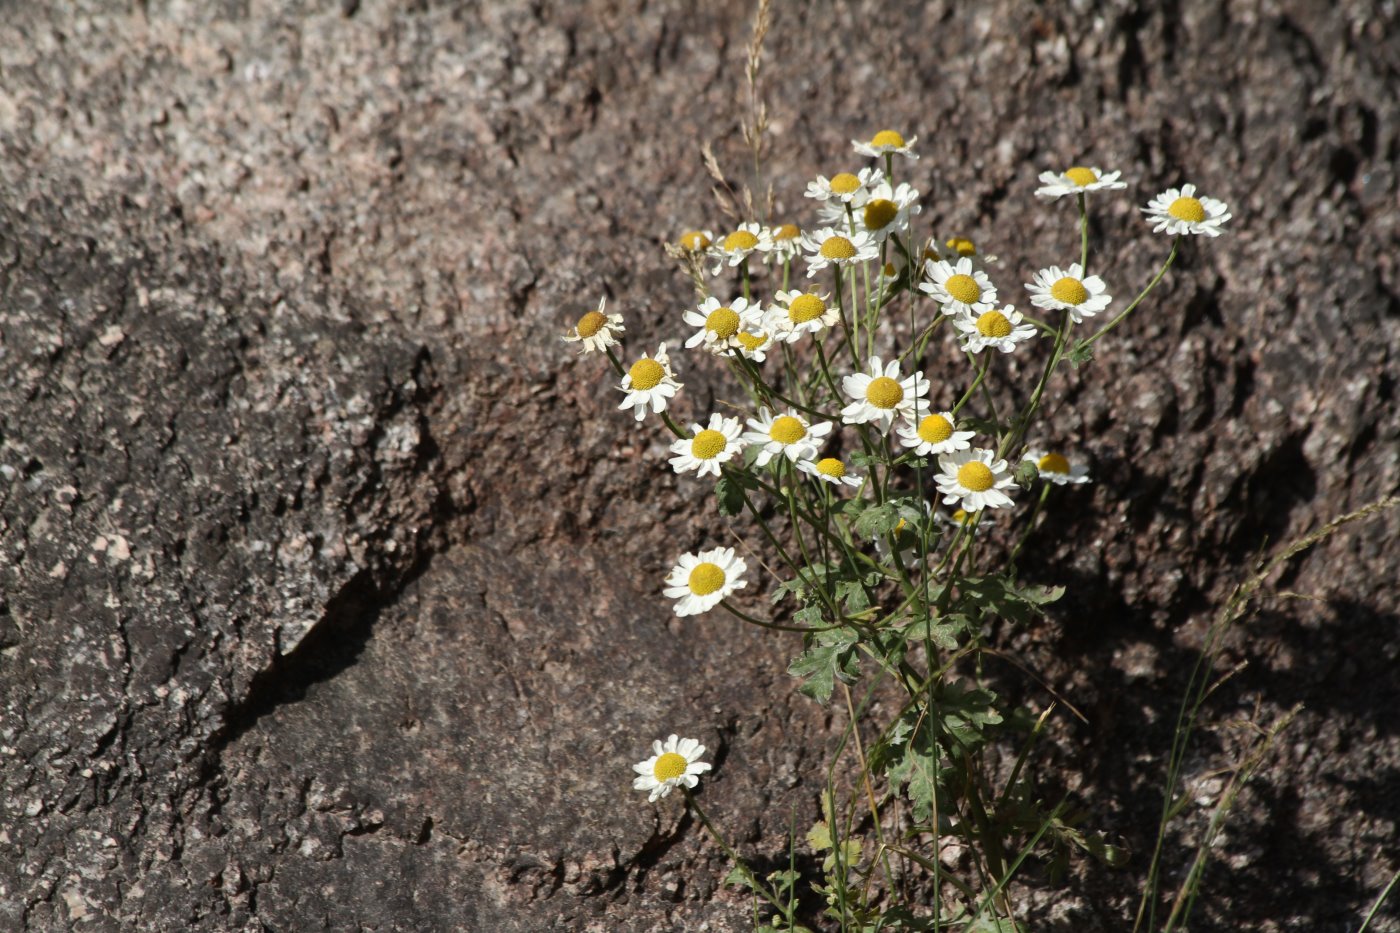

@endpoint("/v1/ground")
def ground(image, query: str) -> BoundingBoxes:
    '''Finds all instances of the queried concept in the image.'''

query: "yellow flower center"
[866,376,904,409]
[953,508,977,525]
[820,236,857,260]
[945,236,976,257]
[975,310,1013,338]
[679,230,711,251]
[917,414,953,444]
[688,562,726,596]
[575,310,606,338]
[1168,196,1206,222]
[871,130,905,148]
[653,751,688,782]
[863,199,898,230]
[769,416,806,445]
[1050,276,1088,305]
[1037,452,1071,474]
[691,429,728,460]
[788,294,826,323]
[773,223,800,241]
[882,262,897,277]
[957,461,995,492]
[829,173,861,194]
[945,273,982,305]
[816,457,846,478]
[1064,166,1099,186]
[628,358,665,390]
[705,307,741,338]
[736,331,767,351]
[723,230,759,251]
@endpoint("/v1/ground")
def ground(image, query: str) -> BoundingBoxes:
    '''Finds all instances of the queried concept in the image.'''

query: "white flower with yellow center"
[798,456,863,488]
[919,256,998,315]
[742,408,833,466]
[683,296,756,354]
[1023,449,1092,486]
[852,129,919,161]
[768,290,839,343]
[804,166,883,205]
[664,547,747,616]
[1026,263,1112,323]
[632,734,712,802]
[562,296,624,354]
[709,222,765,273]
[668,414,743,478]
[936,508,995,534]
[617,343,682,421]
[676,229,715,252]
[1143,183,1231,237]
[821,181,921,243]
[953,305,1037,354]
[841,357,928,432]
[758,223,803,263]
[1034,166,1127,200]
[802,227,879,277]
[896,408,975,457]
[733,307,776,363]
[934,448,1017,511]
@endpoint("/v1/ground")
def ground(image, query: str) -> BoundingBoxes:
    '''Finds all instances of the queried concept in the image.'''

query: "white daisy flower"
[757,223,803,264]
[677,229,714,252]
[852,129,919,161]
[668,414,744,478]
[896,408,975,457]
[1142,183,1231,237]
[1023,449,1092,485]
[936,508,995,534]
[768,290,839,343]
[798,456,863,489]
[664,547,747,617]
[802,227,879,277]
[632,734,712,802]
[821,180,920,242]
[841,357,929,432]
[683,296,756,354]
[1034,166,1128,200]
[710,222,765,273]
[1026,263,1112,323]
[732,308,776,363]
[953,305,1038,354]
[919,256,998,315]
[562,296,624,354]
[934,448,1017,511]
[804,167,883,205]
[618,343,682,421]
[742,408,834,466]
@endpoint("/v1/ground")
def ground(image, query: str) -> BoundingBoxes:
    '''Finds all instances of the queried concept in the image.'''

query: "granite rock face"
[1,1,1397,931]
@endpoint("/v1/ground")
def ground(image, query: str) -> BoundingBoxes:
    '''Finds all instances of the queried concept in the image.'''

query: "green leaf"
[903,612,961,651]
[854,501,902,540]
[1068,341,1095,366]
[835,579,870,613]
[788,628,861,703]
[715,476,745,517]
[957,573,1064,626]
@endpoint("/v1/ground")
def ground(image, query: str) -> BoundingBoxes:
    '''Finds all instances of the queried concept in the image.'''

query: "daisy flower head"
[1034,166,1127,200]
[769,289,839,343]
[1026,263,1111,323]
[676,229,714,252]
[937,507,995,534]
[758,223,803,264]
[798,455,863,489]
[802,227,879,278]
[804,166,883,205]
[562,296,624,354]
[934,448,1017,511]
[852,129,919,161]
[683,296,756,354]
[841,356,929,432]
[897,408,975,457]
[632,734,712,802]
[664,547,747,617]
[1142,183,1231,237]
[1023,449,1092,486]
[668,413,743,478]
[710,222,765,273]
[618,343,682,421]
[919,256,998,315]
[742,408,833,467]
[953,304,1038,354]
[732,307,776,363]
[821,180,921,242]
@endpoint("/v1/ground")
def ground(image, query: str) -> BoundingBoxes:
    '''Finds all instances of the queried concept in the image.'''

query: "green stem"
[1079,237,1180,351]
[683,789,792,921]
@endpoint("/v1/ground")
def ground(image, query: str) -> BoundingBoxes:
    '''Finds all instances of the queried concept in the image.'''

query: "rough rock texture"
[1,1,1397,931]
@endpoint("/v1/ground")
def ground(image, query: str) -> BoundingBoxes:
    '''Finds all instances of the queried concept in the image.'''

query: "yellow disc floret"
[917,414,954,444]
[1168,196,1206,223]
[575,310,606,338]
[1037,452,1071,474]
[691,429,727,460]
[816,457,847,478]
[679,230,711,251]
[705,307,741,338]
[736,331,767,352]
[945,273,982,305]
[628,358,665,390]
[865,376,905,409]
[829,173,862,195]
[688,562,726,596]
[1064,166,1099,186]
[723,230,760,251]
[863,199,898,231]
[1050,276,1088,305]
[788,294,826,323]
[957,461,995,492]
[769,416,806,445]
[871,130,906,148]
[772,223,800,241]
[820,236,857,260]
[975,310,1013,338]
[653,751,688,781]
[946,236,976,257]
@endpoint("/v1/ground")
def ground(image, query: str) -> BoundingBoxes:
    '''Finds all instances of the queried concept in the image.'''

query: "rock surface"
[1,1,1397,931]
